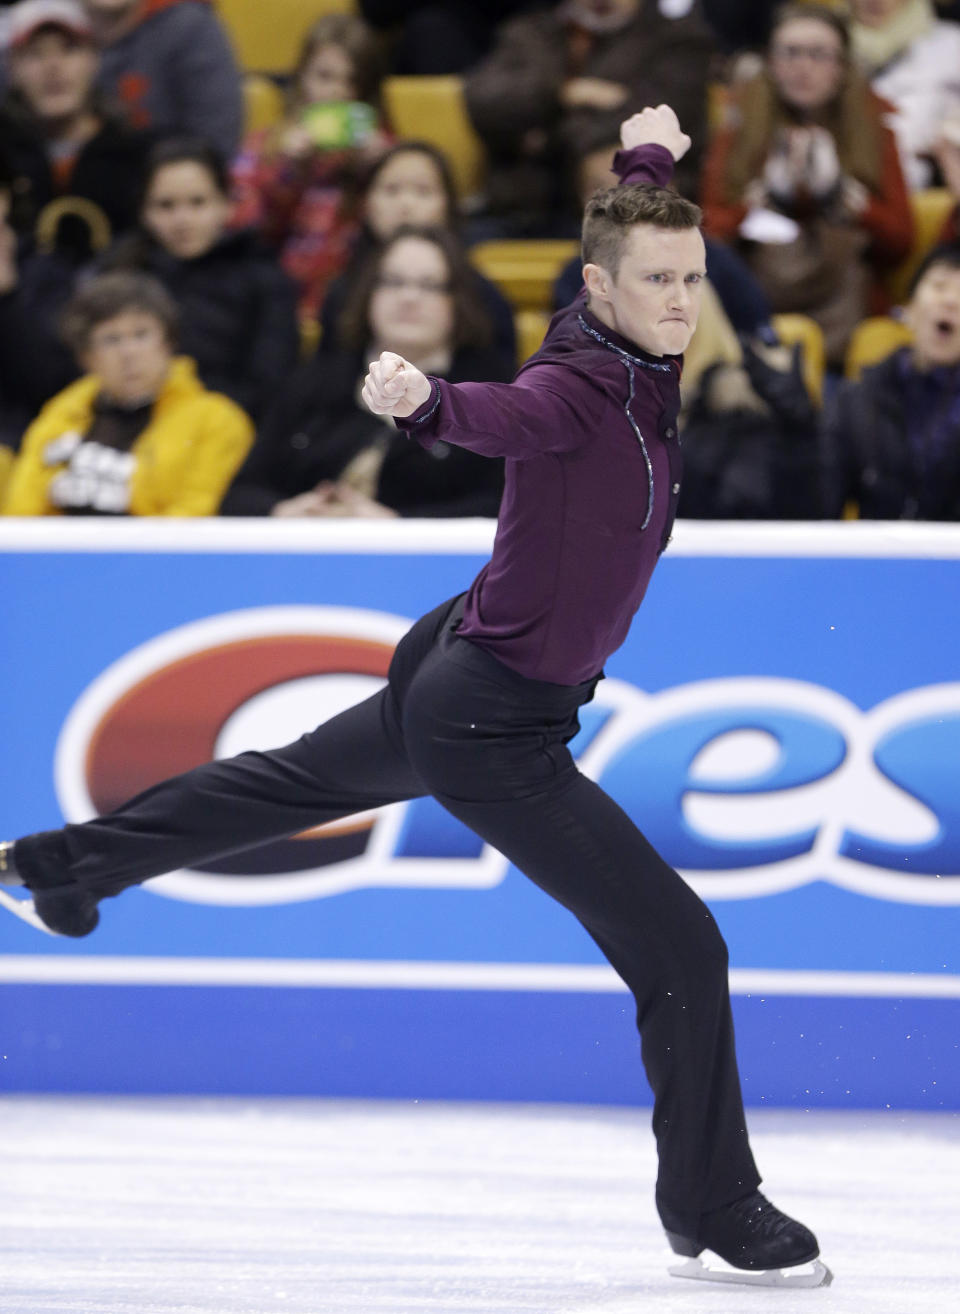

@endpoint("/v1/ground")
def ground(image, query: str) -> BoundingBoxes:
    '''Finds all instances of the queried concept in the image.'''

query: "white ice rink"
[1,1097,958,1314]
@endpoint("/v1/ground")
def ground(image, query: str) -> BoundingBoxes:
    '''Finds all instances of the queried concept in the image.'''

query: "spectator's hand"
[561,78,630,111]
[362,351,432,418]
[270,488,332,517]
[324,483,398,518]
[840,176,869,216]
[619,105,691,161]
[279,123,317,160]
[741,337,816,430]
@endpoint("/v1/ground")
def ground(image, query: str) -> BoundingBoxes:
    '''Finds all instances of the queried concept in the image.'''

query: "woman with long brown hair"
[220,226,508,519]
[701,2,913,364]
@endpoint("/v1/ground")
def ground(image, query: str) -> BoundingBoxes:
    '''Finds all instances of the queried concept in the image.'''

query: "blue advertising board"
[1,518,958,1109]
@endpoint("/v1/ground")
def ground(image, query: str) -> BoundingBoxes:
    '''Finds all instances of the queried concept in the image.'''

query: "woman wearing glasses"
[701,2,913,367]
[220,225,508,519]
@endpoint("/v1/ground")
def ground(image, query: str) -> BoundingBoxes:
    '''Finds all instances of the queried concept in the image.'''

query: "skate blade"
[669,1255,833,1288]
[0,886,60,937]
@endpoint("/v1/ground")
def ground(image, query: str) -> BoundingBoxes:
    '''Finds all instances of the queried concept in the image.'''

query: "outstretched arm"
[361,352,588,459]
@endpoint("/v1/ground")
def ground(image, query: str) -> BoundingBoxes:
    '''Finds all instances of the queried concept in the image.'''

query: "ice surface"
[1,1098,957,1314]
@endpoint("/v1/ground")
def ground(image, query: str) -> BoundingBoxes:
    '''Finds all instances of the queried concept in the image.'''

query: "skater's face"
[583,222,705,357]
[364,151,450,240]
[81,309,173,405]
[368,234,454,359]
[142,161,231,261]
[906,261,960,370]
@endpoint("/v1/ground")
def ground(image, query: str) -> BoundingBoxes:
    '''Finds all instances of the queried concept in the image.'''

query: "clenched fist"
[620,104,691,162]
[361,351,433,418]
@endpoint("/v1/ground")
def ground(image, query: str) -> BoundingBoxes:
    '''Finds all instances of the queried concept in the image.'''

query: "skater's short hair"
[60,272,179,354]
[582,184,702,279]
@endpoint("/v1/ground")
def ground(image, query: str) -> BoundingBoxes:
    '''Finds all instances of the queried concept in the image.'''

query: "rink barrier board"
[2,519,959,1108]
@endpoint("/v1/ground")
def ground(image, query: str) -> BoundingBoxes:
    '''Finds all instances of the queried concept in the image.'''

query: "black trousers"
[16,595,760,1235]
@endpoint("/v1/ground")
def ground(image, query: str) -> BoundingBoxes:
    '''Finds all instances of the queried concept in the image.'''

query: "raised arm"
[612,103,691,187]
[360,108,692,456]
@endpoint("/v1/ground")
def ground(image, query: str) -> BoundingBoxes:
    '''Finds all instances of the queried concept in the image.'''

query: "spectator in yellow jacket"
[1,270,253,516]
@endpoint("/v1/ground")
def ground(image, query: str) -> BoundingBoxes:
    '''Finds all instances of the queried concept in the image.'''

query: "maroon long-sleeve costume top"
[396,143,683,685]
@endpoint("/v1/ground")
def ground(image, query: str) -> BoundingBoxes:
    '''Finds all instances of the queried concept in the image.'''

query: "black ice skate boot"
[666,1190,831,1287]
[0,841,100,938]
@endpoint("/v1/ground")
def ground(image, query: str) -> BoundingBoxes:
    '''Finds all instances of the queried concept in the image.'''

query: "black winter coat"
[220,346,508,517]
[0,246,82,450]
[0,104,151,257]
[679,343,822,519]
[822,349,960,520]
[101,228,301,419]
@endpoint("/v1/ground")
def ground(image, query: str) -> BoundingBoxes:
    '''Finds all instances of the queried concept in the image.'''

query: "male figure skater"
[0,106,830,1288]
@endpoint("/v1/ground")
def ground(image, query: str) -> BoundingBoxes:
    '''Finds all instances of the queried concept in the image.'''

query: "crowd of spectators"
[1,0,960,522]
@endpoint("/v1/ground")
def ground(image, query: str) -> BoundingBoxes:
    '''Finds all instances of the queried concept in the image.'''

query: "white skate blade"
[0,885,60,936]
[669,1255,833,1288]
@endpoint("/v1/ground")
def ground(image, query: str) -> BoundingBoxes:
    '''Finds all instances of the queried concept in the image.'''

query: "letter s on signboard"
[840,713,960,876]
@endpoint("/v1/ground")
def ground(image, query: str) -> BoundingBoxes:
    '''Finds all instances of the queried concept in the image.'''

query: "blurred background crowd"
[2,0,960,522]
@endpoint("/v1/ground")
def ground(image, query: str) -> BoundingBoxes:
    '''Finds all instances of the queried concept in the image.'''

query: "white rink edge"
[0,956,958,996]
[2,518,960,558]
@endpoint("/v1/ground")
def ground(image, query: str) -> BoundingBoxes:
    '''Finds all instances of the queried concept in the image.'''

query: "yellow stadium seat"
[844,316,914,380]
[770,313,826,403]
[243,74,285,135]
[0,443,14,508]
[514,309,551,366]
[300,316,321,358]
[381,76,487,202]
[885,188,955,307]
[219,0,357,74]
[470,240,580,312]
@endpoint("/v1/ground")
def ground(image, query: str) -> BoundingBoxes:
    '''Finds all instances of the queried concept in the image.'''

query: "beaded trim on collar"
[577,315,673,371]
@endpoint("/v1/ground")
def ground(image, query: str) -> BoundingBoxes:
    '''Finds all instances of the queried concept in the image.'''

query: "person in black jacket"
[679,335,822,519]
[0,154,80,454]
[822,243,960,520]
[100,138,300,420]
[319,141,517,375]
[1,2,151,261]
[222,225,508,518]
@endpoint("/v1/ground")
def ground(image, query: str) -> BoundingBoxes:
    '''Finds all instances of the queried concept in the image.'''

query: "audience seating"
[885,188,954,307]
[381,76,487,202]
[514,309,551,365]
[844,316,914,379]
[771,313,826,403]
[219,0,357,74]
[470,240,580,312]
[243,74,286,134]
[0,445,13,505]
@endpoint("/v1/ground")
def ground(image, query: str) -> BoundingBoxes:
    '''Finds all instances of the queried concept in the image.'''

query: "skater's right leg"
[4,595,466,935]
